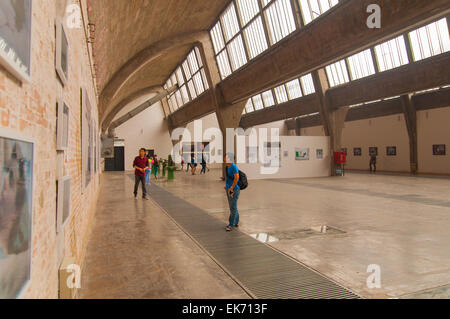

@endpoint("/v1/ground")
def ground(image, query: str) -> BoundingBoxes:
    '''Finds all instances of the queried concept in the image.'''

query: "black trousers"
[370,162,376,172]
[201,164,206,174]
[134,175,147,197]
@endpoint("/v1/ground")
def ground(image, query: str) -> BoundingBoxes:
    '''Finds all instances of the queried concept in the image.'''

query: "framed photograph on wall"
[56,99,70,151]
[353,148,362,156]
[316,149,323,159]
[369,147,378,156]
[433,144,446,156]
[56,176,71,233]
[0,128,34,299]
[0,0,32,82]
[81,88,93,192]
[295,148,309,161]
[387,146,397,156]
[55,18,69,85]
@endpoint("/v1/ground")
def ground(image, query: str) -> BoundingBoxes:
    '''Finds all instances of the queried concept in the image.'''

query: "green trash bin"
[167,167,175,180]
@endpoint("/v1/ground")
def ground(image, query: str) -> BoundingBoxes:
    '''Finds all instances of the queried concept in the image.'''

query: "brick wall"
[0,0,100,298]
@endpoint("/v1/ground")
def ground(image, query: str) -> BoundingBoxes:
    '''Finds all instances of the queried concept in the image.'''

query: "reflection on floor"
[81,169,450,299]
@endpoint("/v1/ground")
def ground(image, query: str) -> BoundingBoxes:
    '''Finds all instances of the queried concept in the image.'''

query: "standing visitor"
[224,153,240,231]
[190,154,197,175]
[153,155,159,179]
[369,150,377,173]
[181,157,185,171]
[133,148,149,200]
[145,156,153,184]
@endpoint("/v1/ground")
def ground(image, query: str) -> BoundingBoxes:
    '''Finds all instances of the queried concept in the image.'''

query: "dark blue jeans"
[226,188,240,227]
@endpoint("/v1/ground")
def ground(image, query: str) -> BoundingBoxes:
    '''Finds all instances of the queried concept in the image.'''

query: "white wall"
[340,114,411,172]
[417,106,450,174]
[114,94,173,171]
[238,136,331,180]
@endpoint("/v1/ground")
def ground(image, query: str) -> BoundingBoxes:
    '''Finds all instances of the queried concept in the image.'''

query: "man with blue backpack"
[224,152,247,232]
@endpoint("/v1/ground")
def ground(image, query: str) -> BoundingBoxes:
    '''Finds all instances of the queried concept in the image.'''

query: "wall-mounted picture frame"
[81,87,93,192]
[387,146,397,156]
[0,0,32,83]
[316,149,323,159]
[295,148,309,161]
[0,128,34,299]
[353,147,362,156]
[369,147,378,156]
[56,99,70,151]
[55,18,69,86]
[56,175,71,234]
[433,144,446,156]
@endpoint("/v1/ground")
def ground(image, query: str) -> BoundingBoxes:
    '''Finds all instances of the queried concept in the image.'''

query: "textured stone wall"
[0,0,100,298]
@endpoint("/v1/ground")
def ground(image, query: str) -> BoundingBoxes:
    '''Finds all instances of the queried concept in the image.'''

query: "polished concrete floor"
[80,169,450,299]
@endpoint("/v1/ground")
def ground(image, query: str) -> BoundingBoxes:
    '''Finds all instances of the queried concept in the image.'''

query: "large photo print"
[0,0,32,81]
[0,132,33,298]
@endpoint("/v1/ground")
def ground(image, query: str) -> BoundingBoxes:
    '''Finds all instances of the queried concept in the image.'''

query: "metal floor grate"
[147,182,360,299]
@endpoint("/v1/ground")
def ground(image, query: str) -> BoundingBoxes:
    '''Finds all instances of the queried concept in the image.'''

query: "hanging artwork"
[56,99,70,151]
[316,149,324,159]
[0,129,34,298]
[55,18,69,85]
[81,88,93,191]
[295,148,309,161]
[386,146,397,156]
[353,148,362,156]
[0,0,32,82]
[433,144,446,156]
[264,142,281,167]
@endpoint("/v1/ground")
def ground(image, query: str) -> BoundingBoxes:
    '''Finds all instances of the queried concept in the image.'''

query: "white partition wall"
[238,136,331,180]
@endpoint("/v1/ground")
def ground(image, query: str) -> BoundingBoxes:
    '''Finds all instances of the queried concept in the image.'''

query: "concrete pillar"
[400,94,418,174]
[311,69,349,176]
[197,35,246,179]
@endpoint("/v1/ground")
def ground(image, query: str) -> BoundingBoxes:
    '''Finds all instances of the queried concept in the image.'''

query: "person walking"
[200,153,207,174]
[153,155,159,179]
[181,157,185,171]
[133,148,149,199]
[369,150,377,173]
[224,152,240,231]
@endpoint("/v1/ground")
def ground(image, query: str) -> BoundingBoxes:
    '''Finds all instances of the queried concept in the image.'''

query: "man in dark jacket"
[133,148,149,199]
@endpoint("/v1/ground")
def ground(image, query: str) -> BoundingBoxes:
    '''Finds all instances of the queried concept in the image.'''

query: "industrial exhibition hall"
[0,0,449,306]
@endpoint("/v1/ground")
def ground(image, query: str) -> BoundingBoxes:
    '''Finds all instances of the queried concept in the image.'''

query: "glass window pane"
[300,73,315,95]
[176,67,185,85]
[188,80,197,99]
[188,50,200,74]
[195,47,203,67]
[286,79,302,99]
[210,22,226,54]
[265,0,296,45]
[217,50,232,79]
[409,18,450,62]
[374,35,409,72]
[252,94,264,110]
[274,84,288,103]
[227,35,248,71]
[221,3,241,42]
[175,90,183,107]
[193,72,205,95]
[180,85,190,104]
[325,59,349,87]
[299,0,339,25]
[347,49,375,80]
[262,90,275,107]
[244,16,269,59]
[245,99,254,112]
[201,69,209,90]
[182,60,191,80]
[236,0,260,26]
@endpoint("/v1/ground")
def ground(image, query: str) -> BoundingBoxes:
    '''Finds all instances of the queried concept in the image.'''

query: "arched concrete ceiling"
[87,0,231,127]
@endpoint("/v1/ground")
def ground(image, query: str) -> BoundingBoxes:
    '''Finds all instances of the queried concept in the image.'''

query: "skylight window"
[286,79,303,99]
[221,3,241,42]
[325,59,350,87]
[236,0,260,26]
[347,49,376,80]
[252,94,264,110]
[409,18,450,62]
[299,0,339,25]
[244,16,269,59]
[274,84,289,103]
[262,90,275,107]
[227,35,248,71]
[300,73,315,95]
[265,0,296,45]
[374,35,409,72]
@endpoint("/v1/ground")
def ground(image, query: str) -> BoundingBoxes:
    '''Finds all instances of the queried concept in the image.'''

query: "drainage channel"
[147,182,360,299]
